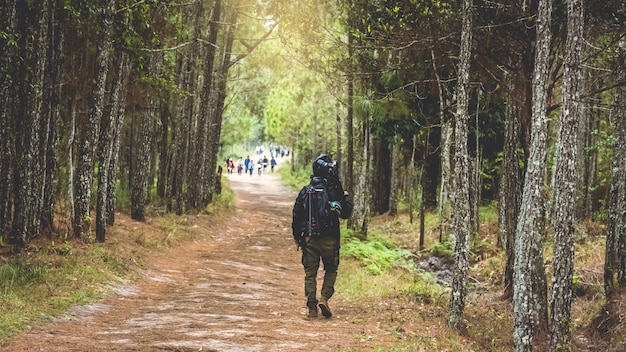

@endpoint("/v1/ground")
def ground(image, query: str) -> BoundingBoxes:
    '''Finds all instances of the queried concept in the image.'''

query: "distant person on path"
[226,158,234,174]
[270,157,277,172]
[291,154,353,319]
[262,155,269,172]
[248,159,254,176]
[237,157,244,175]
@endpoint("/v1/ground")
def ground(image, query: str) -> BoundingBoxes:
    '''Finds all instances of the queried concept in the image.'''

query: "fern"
[342,237,415,275]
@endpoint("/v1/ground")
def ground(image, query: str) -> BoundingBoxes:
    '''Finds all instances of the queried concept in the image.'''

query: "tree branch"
[230,22,279,67]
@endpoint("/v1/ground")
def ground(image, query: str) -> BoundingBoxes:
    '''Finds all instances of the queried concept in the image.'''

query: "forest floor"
[1,162,623,351]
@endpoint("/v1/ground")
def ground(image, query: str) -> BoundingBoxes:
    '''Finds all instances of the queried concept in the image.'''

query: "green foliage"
[209,177,236,212]
[478,203,499,226]
[263,71,337,159]
[221,104,262,149]
[404,271,448,306]
[277,159,311,190]
[0,258,47,289]
[423,241,454,259]
[115,179,132,212]
[56,241,74,256]
[87,246,129,276]
[341,236,415,275]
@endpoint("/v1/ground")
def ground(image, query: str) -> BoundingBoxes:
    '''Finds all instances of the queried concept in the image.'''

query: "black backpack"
[304,183,331,237]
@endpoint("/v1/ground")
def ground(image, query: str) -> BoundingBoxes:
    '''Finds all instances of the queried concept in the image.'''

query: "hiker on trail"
[291,154,353,319]
[270,157,277,172]
[226,158,234,174]
[237,158,244,175]
[262,155,269,172]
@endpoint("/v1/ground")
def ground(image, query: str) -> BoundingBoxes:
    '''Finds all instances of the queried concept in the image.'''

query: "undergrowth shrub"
[424,241,454,259]
[404,271,448,306]
[341,237,415,275]
[0,258,48,289]
[278,159,310,189]
[207,176,236,213]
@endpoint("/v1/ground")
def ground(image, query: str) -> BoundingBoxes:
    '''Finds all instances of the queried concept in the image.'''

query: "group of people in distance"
[225,154,278,176]
[225,145,290,176]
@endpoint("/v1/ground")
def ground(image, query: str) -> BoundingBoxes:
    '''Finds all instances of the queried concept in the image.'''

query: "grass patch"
[0,246,119,345]
[403,271,449,306]
[208,176,236,213]
[337,259,412,302]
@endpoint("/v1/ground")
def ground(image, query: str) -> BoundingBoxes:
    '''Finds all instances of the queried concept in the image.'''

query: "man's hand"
[329,201,342,214]
[294,238,301,250]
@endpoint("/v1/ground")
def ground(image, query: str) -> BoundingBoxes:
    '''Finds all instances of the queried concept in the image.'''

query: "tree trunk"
[0,0,17,235]
[131,51,161,221]
[419,128,429,250]
[67,99,77,229]
[336,101,342,170]
[106,52,131,227]
[130,109,153,222]
[12,0,50,246]
[431,48,451,243]
[188,0,221,210]
[371,136,391,214]
[549,1,583,350]
[73,0,115,240]
[205,8,237,207]
[97,49,129,241]
[439,121,452,243]
[549,0,583,348]
[40,2,63,235]
[577,73,599,220]
[513,0,552,349]
[157,105,170,199]
[605,51,626,297]
[170,1,203,215]
[349,100,371,236]
[469,153,481,236]
[409,135,417,225]
[470,101,482,236]
[388,137,400,216]
[447,0,472,331]
[501,70,523,299]
[183,1,205,211]
[172,54,193,215]
[345,4,355,197]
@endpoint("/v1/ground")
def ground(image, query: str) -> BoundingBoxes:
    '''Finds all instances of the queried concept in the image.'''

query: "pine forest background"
[1,0,626,351]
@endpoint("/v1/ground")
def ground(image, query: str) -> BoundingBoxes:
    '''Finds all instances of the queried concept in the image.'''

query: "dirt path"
[2,165,380,352]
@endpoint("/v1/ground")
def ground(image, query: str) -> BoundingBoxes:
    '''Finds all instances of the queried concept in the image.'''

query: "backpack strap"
[306,186,315,237]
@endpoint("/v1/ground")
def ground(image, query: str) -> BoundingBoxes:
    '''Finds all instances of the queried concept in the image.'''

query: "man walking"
[292,154,353,318]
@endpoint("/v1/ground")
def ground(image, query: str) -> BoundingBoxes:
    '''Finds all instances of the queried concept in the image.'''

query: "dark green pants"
[302,235,340,309]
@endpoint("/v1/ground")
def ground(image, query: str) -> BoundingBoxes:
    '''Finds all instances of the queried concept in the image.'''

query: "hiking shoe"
[308,307,318,318]
[318,299,332,318]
